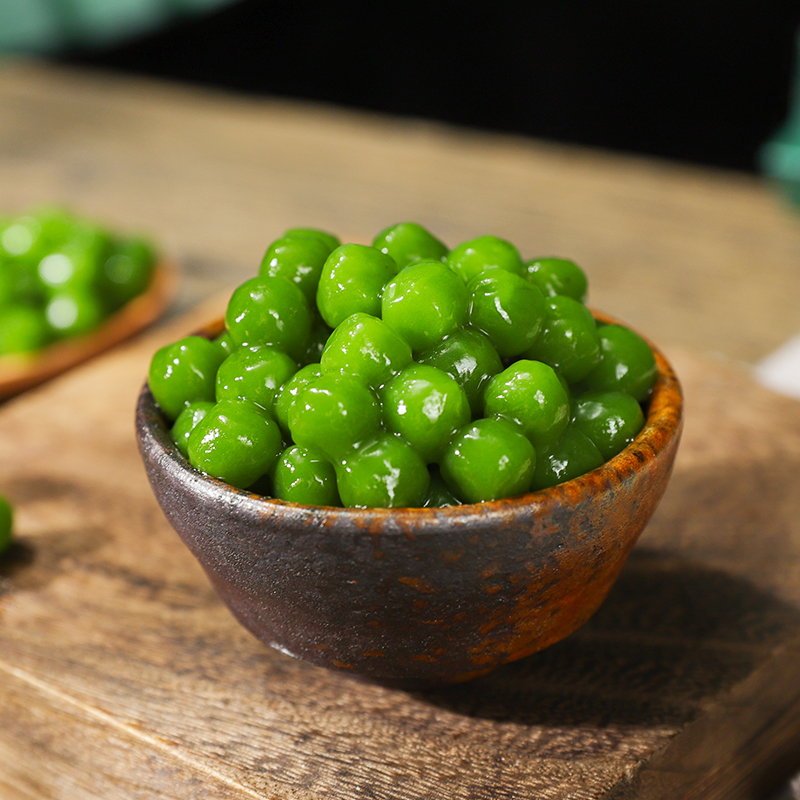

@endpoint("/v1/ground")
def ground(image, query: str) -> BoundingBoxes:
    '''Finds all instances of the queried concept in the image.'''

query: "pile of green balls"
[0,208,156,356]
[149,223,657,508]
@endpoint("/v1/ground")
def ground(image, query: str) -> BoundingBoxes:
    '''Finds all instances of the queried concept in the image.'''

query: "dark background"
[61,0,800,172]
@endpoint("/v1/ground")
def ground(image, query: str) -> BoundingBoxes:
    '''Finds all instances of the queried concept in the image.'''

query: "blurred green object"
[760,28,800,206]
[0,0,234,53]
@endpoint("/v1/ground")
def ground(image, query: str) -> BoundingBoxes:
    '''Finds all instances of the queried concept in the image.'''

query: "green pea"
[272,445,341,506]
[530,426,604,490]
[316,244,397,328]
[149,335,226,421]
[441,417,536,503]
[320,312,411,388]
[273,363,322,436]
[381,260,469,352]
[0,494,13,555]
[447,235,524,283]
[417,327,503,416]
[0,306,51,355]
[297,313,333,366]
[582,324,657,402]
[571,390,645,460]
[524,257,588,302]
[212,330,236,359]
[100,238,156,310]
[467,270,546,358]
[423,471,462,507]
[215,345,297,414]
[44,288,105,338]
[259,235,331,305]
[372,222,448,269]
[523,296,601,384]
[284,227,340,255]
[381,364,471,463]
[335,433,430,508]
[288,372,382,461]
[483,360,570,449]
[171,401,215,458]
[187,399,282,489]
[225,275,311,361]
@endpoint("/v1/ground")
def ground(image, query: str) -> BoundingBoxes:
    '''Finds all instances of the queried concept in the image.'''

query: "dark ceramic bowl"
[136,314,682,687]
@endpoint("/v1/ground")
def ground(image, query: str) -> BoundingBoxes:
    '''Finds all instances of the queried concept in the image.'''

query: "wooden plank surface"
[1,294,800,799]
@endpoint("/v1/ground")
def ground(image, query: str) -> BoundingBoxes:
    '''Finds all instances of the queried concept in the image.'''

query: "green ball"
[381,260,469,352]
[524,257,588,302]
[273,363,322,436]
[297,313,333,366]
[441,417,536,503]
[571,390,645,461]
[187,399,282,489]
[582,324,657,402]
[372,222,448,269]
[44,288,106,338]
[0,306,51,355]
[215,345,297,414]
[283,227,340,255]
[483,360,570,448]
[530,426,604,490]
[171,401,215,458]
[316,243,397,328]
[336,434,430,508]
[417,326,503,416]
[447,235,524,283]
[523,296,601,384]
[0,494,13,554]
[225,276,311,361]
[272,445,341,506]
[149,335,225,421]
[288,372,382,461]
[320,312,412,388]
[422,471,462,507]
[100,238,156,310]
[259,235,331,305]
[381,364,471,463]
[467,269,547,358]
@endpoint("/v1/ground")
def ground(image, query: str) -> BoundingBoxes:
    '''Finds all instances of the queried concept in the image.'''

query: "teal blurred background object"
[760,27,800,206]
[0,0,233,53]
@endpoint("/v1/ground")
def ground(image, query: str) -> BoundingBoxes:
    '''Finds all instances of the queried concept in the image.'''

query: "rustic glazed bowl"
[136,314,682,687]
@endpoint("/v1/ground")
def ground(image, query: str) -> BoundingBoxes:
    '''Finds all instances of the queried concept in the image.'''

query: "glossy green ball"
[467,269,546,358]
[423,471,462,507]
[336,434,430,508]
[381,260,469,352]
[289,372,382,461]
[372,222,448,269]
[524,257,588,302]
[582,324,657,402]
[284,227,340,255]
[171,401,215,458]
[316,244,397,328]
[100,238,155,310]
[0,306,51,355]
[187,399,282,489]
[44,288,105,338]
[215,345,297,414]
[148,335,225,421]
[0,494,13,554]
[273,363,322,435]
[441,417,536,503]
[225,276,311,361]
[381,364,471,463]
[298,313,333,366]
[320,312,411,388]
[524,296,601,384]
[417,327,503,416]
[259,235,331,305]
[530,425,604,490]
[483,360,570,448]
[272,445,341,506]
[571,390,645,461]
[447,235,524,283]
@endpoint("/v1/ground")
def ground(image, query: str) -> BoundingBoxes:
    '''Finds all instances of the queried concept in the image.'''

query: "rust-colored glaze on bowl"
[136,314,682,686]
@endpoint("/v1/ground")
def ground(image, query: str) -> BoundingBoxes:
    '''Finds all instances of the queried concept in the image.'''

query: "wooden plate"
[0,261,175,400]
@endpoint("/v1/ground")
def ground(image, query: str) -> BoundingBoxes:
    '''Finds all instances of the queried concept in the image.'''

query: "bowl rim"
[137,308,683,526]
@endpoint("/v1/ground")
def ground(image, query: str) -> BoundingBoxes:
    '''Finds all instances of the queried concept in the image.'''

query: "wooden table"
[2,59,800,799]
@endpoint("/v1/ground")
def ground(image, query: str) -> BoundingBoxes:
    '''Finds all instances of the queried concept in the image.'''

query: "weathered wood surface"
[0,294,800,799]
[1,60,800,364]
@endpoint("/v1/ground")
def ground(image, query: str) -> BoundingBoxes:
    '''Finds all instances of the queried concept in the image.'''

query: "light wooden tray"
[0,261,175,400]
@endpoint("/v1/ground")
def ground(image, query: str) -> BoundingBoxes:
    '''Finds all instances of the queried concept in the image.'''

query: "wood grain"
[0,294,800,798]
